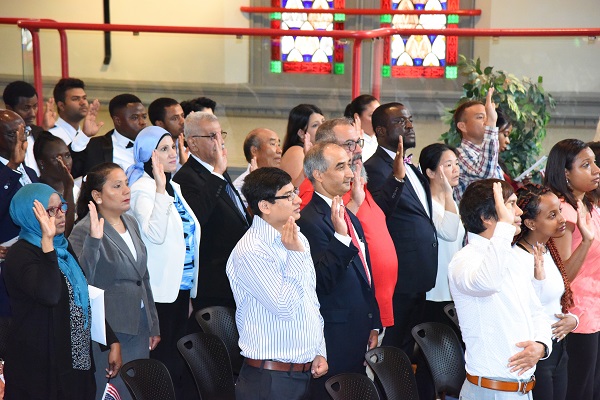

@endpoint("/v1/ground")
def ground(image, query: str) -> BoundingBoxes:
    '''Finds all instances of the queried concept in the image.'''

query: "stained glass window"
[270,0,346,74]
[381,0,459,79]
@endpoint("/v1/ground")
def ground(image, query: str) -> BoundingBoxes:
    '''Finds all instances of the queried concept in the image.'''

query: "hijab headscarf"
[9,183,90,328]
[126,126,173,195]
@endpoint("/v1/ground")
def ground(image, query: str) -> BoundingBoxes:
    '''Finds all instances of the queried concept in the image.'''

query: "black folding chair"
[326,373,381,400]
[365,346,419,400]
[120,358,176,400]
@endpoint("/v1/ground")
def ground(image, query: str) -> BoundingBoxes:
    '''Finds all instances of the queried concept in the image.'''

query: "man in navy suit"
[173,111,251,310]
[0,110,39,316]
[298,142,381,399]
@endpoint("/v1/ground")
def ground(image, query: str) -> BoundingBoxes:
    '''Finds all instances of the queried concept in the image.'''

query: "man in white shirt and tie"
[449,179,552,399]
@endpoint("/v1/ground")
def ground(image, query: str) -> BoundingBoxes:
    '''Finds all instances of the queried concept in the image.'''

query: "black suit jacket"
[70,129,115,178]
[297,194,381,379]
[173,156,250,307]
[364,146,438,293]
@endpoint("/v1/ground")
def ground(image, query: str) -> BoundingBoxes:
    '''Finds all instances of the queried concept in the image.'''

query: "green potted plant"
[441,55,556,182]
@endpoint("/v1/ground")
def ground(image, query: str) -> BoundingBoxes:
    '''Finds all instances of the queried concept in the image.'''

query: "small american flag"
[102,382,122,400]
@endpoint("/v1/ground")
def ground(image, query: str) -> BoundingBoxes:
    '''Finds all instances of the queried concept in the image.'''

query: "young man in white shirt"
[449,179,552,399]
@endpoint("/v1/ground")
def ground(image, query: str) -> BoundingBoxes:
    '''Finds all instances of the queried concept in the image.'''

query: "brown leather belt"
[245,358,312,373]
[467,373,536,394]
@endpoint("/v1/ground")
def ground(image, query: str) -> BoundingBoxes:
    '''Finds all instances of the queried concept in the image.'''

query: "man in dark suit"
[173,111,251,310]
[70,93,146,178]
[364,102,438,357]
[297,142,381,399]
[0,110,39,316]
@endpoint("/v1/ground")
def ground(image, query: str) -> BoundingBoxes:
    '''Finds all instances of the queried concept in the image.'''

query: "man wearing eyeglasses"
[297,142,381,399]
[173,111,251,312]
[227,167,328,400]
[0,109,39,317]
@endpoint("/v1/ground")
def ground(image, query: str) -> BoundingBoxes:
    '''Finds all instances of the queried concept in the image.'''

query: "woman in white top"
[512,183,593,400]
[126,126,200,394]
[418,143,465,327]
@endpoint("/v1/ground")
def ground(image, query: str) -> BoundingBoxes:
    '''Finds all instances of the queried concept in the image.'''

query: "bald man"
[233,128,283,207]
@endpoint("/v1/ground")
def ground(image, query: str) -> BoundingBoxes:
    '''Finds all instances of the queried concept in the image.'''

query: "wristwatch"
[535,341,549,358]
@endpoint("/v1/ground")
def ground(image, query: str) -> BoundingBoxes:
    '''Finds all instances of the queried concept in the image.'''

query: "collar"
[252,215,282,245]
[190,153,214,173]
[314,191,344,208]
[54,117,79,137]
[112,129,134,149]
[380,146,413,164]
[0,155,23,171]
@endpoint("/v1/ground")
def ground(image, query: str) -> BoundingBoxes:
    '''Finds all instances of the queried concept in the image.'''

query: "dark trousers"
[235,362,311,400]
[151,290,190,400]
[533,338,568,400]
[566,331,600,400]
[381,291,426,356]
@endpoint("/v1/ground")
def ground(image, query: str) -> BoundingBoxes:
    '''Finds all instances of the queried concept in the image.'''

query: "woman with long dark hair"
[544,139,600,399]
[512,183,593,399]
[280,104,324,187]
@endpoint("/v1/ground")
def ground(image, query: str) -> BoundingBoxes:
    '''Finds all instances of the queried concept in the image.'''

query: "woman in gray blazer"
[69,162,160,400]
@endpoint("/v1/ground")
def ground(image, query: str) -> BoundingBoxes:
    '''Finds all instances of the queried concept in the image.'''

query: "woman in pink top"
[544,138,600,400]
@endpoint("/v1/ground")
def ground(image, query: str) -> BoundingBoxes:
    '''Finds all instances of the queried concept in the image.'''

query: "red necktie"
[343,209,371,286]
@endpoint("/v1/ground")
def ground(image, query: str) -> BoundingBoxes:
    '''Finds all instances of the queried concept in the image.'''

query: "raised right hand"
[33,200,56,239]
[331,196,348,236]
[493,182,513,224]
[576,199,595,243]
[484,87,498,127]
[532,241,546,280]
[303,133,313,156]
[151,150,167,194]
[7,125,27,169]
[42,97,58,131]
[88,201,104,239]
[392,136,406,181]
[82,99,104,137]
[281,216,304,252]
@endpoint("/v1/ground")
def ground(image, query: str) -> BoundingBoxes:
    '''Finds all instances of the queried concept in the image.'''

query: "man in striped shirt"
[454,88,504,202]
[226,167,328,400]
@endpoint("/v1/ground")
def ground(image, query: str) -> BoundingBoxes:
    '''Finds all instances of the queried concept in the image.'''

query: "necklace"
[521,237,548,254]
[110,220,121,226]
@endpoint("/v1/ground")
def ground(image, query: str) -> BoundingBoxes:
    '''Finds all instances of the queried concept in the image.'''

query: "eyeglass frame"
[3,125,31,141]
[340,138,364,153]
[264,187,300,202]
[188,131,227,141]
[46,202,68,217]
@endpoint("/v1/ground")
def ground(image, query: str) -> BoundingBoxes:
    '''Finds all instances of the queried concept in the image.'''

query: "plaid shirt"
[454,126,503,202]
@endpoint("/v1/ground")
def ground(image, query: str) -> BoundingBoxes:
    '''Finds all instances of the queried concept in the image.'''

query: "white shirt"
[49,117,90,151]
[24,135,39,176]
[448,222,552,381]
[232,164,251,208]
[362,133,378,162]
[111,130,135,172]
[0,156,32,187]
[226,216,326,362]
[426,199,464,302]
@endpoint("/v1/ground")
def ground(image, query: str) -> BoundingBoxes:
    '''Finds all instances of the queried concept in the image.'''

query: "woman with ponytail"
[512,183,593,399]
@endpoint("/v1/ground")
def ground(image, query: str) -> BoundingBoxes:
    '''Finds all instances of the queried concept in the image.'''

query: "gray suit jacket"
[69,213,159,336]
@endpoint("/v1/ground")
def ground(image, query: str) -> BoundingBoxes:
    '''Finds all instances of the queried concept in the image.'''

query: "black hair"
[33,131,66,162]
[242,129,263,163]
[3,81,37,108]
[453,100,484,135]
[180,97,217,117]
[242,167,292,217]
[419,143,458,182]
[148,97,179,125]
[459,179,514,234]
[343,94,378,118]
[108,94,142,117]
[371,102,404,133]
[76,162,123,220]
[282,104,323,153]
[544,138,592,212]
[496,107,511,130]
[53,78,85,104]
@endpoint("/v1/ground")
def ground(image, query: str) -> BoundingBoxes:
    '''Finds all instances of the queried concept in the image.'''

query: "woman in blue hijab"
[3,183,121,400]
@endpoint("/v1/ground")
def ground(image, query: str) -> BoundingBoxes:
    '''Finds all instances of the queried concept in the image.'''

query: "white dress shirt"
[362,133,378,162]
[449,222,552,381]
[23,135,39,176]
[111,130,135,172]
[232,164,251,208]
[226,216,326,363]
[0,156,32,187]
[49,117,90,150]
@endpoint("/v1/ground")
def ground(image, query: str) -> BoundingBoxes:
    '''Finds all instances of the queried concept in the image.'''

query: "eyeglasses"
[46,202,68,217]
[340,138,364,152]
[189,131,227,141]
[3,125,31,141]
[266,187,300,202]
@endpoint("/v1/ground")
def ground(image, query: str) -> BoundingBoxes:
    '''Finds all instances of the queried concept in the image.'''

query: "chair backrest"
[195,306,243,374]
[443,302,460,329]
[325,373,381,400]
[177,332,236,400]
[120,358,176,400]
[411,322,466,396]
[365,346,419,400]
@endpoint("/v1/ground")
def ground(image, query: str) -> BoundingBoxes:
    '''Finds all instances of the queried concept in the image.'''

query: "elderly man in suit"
[297,142,381,399]
[173,112,251,310]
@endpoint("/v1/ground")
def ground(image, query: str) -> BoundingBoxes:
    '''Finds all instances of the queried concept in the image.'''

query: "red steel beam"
[240,6,482,16]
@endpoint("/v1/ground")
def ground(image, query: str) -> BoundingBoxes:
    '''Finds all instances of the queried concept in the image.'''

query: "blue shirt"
[226,216,326,363]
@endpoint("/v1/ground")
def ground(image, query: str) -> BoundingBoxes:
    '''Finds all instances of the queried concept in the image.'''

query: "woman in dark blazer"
[69,163,160,400]
[3,183,121,400]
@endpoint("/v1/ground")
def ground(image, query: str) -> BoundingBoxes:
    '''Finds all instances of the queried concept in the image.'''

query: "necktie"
[342,209,371,286]
[225,180,247,219]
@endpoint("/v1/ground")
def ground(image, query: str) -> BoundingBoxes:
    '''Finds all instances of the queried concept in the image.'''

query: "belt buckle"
[521,375,535,394]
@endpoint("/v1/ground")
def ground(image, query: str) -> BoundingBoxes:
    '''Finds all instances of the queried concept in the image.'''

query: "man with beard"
[365,103,438,356]
[233,128,283,208]
[297,117,398,331]
[70,94,146,178]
